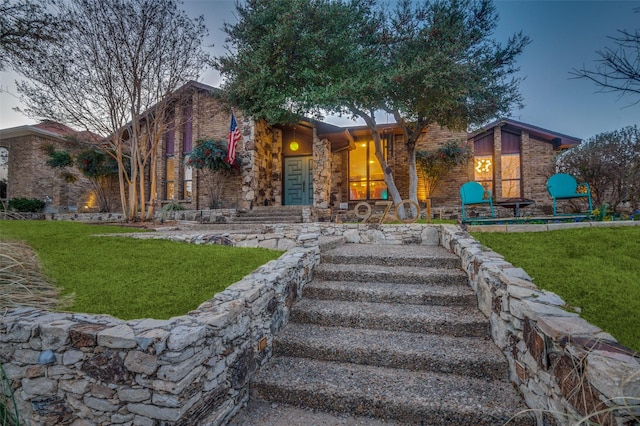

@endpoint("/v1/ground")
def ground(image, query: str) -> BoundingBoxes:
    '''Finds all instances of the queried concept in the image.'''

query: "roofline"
[0,125,67,142]
[468,118,582,148]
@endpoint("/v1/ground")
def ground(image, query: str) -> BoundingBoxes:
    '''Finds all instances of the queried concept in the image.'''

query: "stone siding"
[1,242,321,426]
[440,225,640,425]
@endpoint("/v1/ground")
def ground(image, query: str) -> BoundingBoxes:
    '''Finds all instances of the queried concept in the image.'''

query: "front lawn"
[0,221,282,320]
[472,227,640,352]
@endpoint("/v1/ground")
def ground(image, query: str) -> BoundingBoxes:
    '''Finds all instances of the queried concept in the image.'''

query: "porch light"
[289,141,299,151]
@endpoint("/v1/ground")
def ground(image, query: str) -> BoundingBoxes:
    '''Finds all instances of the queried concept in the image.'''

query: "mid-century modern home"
[0,81,582,219]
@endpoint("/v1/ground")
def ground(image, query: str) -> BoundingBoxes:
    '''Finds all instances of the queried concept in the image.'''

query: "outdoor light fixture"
[289,141,299,151]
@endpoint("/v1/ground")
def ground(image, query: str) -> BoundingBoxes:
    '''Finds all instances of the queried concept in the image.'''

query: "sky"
[0,0,638,140]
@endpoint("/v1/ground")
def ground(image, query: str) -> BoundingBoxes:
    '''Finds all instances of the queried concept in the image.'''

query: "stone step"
[251,356,534,425]
[314,263,469,286]
[322,243,461,269]
[304,280,477,306]
[233,216,302,223]
[290,299,490,337]
[273,323,508,380]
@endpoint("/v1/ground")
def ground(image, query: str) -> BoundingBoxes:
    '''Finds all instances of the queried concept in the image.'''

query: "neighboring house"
[0,121,107,212]
[1,82,581,219]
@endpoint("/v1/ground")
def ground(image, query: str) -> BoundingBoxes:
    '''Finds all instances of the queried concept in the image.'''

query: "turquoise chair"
[460,181,495,222]
[546,173,593,216]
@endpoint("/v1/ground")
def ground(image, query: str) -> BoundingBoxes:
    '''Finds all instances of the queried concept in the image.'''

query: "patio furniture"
[460,181,495,222]
[546,173,593,216]
[497,197,536,217]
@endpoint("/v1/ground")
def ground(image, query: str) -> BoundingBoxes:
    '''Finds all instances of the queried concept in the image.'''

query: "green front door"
[284,156,313,205]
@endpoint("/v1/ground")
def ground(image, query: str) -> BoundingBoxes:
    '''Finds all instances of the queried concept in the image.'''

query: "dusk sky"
[1,0,638,140]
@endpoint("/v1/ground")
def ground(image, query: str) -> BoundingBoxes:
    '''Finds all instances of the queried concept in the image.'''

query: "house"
[0,121,109,212]
[1,81,582,219]
[154,82,581,219]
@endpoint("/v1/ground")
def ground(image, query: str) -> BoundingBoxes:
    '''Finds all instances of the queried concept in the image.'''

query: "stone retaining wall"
[2,223,638,425]
[1,242,322,426]
[440,225,640,425]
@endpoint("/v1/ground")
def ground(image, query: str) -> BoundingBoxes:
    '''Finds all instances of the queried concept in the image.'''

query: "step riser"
[290,309,489,337]
[303,286,477,307]
[273,340,508,380]
[314,269,469,286]
[251,384,530,426]
[321,254,461,269]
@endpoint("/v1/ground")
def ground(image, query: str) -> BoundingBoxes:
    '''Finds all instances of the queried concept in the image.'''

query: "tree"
[416,139,471,200]
[572,7,640,106]
[557,125,640,211]
[13,0,210,221]
[217,0,529,215]
[42,143,120,212]
[0,0,65,71]
[186,139,237,209]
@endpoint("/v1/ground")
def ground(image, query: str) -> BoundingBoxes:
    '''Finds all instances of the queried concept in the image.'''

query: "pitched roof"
[468,118,581,149]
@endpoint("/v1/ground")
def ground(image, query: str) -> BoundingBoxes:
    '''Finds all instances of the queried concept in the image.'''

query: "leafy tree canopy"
[557,125,640,210]
[217,0,529,208]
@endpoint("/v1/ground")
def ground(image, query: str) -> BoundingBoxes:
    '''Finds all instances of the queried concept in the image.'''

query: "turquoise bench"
[546,173,593,216]
[460,181,495,222]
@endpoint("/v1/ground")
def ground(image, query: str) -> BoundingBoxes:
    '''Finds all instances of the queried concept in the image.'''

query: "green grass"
[472,227,640,352]
[0,221,282,320]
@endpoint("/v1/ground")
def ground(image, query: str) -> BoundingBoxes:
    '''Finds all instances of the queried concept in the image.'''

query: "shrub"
[8,198,45,212]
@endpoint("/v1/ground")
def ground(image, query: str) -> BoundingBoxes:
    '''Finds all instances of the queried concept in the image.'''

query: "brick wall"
[1,134,101,212]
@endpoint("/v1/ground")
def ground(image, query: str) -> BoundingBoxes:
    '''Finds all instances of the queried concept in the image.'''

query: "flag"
[227,112,241,165]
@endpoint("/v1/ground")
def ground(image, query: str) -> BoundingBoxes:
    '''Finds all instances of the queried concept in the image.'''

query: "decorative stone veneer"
[2,223,638,425]
[1,241,322,426]
[440,225,640,425]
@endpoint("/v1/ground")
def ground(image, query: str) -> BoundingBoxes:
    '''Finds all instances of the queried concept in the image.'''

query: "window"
[165,114,175,200]
[166,157,176,200]
[501,131,521,198]
[349,140,387,200]
[474,134,494,193]
[182,104,192,154]
[183,164,192,200]
[0,146,8,201]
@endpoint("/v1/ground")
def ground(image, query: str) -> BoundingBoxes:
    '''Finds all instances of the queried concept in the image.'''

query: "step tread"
[314,263,468,285]
[274,323,508,379]
[324,243,458,259]
[291,299,489,337]
[304,280,476,306]
[252,356,532,425]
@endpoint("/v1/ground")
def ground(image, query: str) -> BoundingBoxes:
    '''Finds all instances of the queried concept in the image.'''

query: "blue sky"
[1,0,638,140]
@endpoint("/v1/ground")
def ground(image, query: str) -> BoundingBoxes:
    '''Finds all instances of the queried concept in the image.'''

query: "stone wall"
[440,225,640,425]
[3,222,637,426]
[1,242,322,426]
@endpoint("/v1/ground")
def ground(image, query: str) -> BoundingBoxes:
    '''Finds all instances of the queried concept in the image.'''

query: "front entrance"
[284,156,313,205]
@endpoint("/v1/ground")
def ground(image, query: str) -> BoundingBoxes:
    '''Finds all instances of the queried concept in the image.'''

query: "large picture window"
[349,141,387,200]
[474,134,494,193]
[501,131,521,198]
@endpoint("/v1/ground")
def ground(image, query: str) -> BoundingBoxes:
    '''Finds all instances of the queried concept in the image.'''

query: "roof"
[0,121,103,144]
[468,118,581,150]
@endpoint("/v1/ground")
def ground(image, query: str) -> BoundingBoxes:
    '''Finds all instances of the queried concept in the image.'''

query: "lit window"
[501,153,521,197]
[166,157,175,200]
[349,141,387,200]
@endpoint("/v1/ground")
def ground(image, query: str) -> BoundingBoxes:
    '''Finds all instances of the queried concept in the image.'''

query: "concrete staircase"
[233,206,304,224]
[233,244,533,425]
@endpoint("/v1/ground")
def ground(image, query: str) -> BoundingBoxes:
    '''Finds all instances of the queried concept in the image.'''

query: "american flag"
[227,112,241,165]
